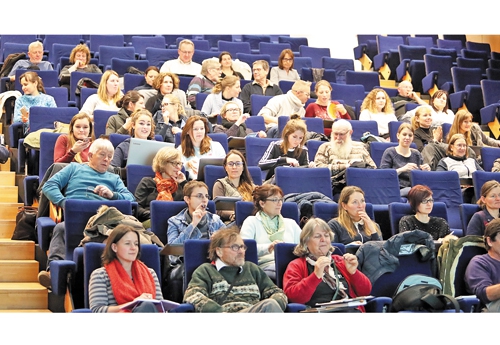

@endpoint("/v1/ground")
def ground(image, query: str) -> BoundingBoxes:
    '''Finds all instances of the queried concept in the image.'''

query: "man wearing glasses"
[160,39,201,77]
[314,119,376,197]
[184,227,287,312]
[465,219,500,312]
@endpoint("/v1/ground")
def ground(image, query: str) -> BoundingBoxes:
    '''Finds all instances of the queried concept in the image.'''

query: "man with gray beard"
[314,119,376,199]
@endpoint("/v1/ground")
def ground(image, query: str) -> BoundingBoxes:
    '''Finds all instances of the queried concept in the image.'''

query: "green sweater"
[184,261,288,312]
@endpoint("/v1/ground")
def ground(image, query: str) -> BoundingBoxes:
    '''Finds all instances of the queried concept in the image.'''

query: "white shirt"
[160,58,201,76]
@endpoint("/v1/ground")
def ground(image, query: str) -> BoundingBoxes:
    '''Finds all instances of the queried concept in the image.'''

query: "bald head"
[397,81,414,97]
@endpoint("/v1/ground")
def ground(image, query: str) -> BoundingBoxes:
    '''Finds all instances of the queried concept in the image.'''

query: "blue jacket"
[167,207,225,245]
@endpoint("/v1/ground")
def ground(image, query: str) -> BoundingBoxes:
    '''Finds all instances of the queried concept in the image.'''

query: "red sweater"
[283,255,372,305]
[53,134,90,163]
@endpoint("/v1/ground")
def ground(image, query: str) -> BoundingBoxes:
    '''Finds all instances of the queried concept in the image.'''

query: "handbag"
[11,206,38,241]
[49,203,63,223]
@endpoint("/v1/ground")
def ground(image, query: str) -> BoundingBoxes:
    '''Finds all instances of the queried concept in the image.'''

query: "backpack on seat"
[391,274,461,312]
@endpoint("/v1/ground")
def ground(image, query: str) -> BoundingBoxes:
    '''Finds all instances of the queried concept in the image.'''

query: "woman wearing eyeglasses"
[134,146,187,227]
[327,186,382,245]
[283,218,371,310]
[399,184,455,242]
[467,180,500,236]
[240,184,302,280]
[269,49,300,85]
[153,94,188,143]
[213,150,255,222]
[213,101,266,138]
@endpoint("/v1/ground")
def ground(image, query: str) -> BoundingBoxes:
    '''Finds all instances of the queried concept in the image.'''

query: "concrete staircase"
[0,171,50,312]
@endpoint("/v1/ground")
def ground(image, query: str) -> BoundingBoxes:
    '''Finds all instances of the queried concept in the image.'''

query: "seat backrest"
[83,242,160,308]
[110,58,149,77]
[453,244,487,297]
[398,45,427,61]
[202,35,232,49]
[376,35,404,53]
[29,106,79,133]
[145,48,179,69]
[149,200,216,245]
[0,35,37,53]
[345,70,380,92]
[457,57,487,72]
[322,57,354,84]
[204,165,227,198]
[45,87,69,107]
[94,109,118,138]
[388,201,449,237]
[258,42,291,63]
[2,42,29,61]
[88,35,124,52]
[347,119,379,141]
[305,139,325,162]
[293,57,313,77]
[14,69,59,91]
[245,116,266,132]
[235,53,271,69]
[69,71,102,103]
[235,201,299,227]
[369,141,398,168]
[278,36,308,54]
[218,41,251,56]
[80,87,98,107]
[437,38,463,53]
[208,133,228,153]
[195,92,208,111]
[241,35,271,51]
[481,79,500,107]
[244,136,279,167]
[407,37,435,51]
[480,146,500,171]
[472,170,500,202]
[388,120,403,142]
[183,239,258,292]
[131,36,166,56]
[460,203,482,235]
[192,50,218,65]
[330,83,366,109]
[123,73,145,92]
[64,199,133,261]
[274,166,333,200]
[299,46,331,68]
[39,132,62,181]
[466,41,491,54]
[126,164,155,195]
[50,43,77,67]
[274,242,346,289]
[346,167,402,204]
[109,133,129,148]
[98,46,135,70]
[451,67,483,92]
[424,54,453,87]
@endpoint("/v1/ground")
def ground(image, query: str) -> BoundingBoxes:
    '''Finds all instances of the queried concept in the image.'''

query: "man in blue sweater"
[38,138,135,288]
[465,219,500,312]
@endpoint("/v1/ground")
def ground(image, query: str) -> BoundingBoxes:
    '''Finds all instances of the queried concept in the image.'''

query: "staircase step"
[0,239,35,260]
[0,309,51,312]
[0,260,39,282]
[0,203,23,220]
[0,171,15,186]
[0,282,48,309]
[0,186,18,202]
[0,220,16,239]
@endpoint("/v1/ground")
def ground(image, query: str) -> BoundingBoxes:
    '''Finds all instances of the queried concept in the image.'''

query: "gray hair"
[89,138,114,154]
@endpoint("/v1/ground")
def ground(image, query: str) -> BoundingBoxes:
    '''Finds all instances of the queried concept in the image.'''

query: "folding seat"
[250,94,273,116]
[245,115,266,132]
[369,141,398,168]
[459,203,482,235]
[259,42,291,66]
[1,42,29,63]
[69,71,102,106]
[126,164,155,195]
[395,45,426,93]
[407,36,435,53]
[87,35,125,56]
[303,117,325,134]
[98,46,135,71]
[410,170,464,237]
[457,56,487,77]
[388,121,404,143]
[373,35,404,80]
[192,49,218,65]
[274,166,333,200]
[299,46,330,69]
[293,57,312,78]
[145,48,178,69]
[450,67,484,122]
[353,35,377,71]
[218,41,251,57]
[346,119,379,141]
[472,170,500,201]
[50,43,77,69]
[94,109,118,138]
[486,67,500,81]
[203,35,233,51]
[45,87,68,107]
[278,36,308,56]
[481,79,500,107]
[131,36,166,60]
[345,70,380,92]
[443,35,467,46]
[421,54,454,96]
[322,57,354,84]
[110,58,149,77]
[241,35,271,54]
[13,69,59,91]
[330,83,366,119]
[480,146,500,171]
[489,58,500,69]
[437,38,463,56]
[466,41,491,54]
[163,35,193,49]
[0,34,37,54]
[313,202,374,223]
[123,73,144,92]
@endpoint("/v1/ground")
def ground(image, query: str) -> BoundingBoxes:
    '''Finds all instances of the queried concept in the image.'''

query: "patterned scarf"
[305,251,347,299]
[221,118,247,137]
[104,259,156,309]
[154,172,178,201]
[259,211,285,241]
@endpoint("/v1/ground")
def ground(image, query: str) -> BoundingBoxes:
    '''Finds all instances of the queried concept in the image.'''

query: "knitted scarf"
[259,211,285,241]
[104,259,156,308]
[305,251,347,299]
[221,118,247,137]
[154,172,178,201]
[184,210,210,238]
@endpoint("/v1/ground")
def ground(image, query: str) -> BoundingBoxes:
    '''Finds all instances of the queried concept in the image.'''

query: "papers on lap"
[120,299,180,313]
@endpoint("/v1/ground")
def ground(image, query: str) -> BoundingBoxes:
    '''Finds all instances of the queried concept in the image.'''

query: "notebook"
[126,138,175,166]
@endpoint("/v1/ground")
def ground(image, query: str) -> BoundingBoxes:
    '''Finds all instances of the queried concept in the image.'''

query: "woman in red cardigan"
[53,112,94,163]
[283,218,371,310]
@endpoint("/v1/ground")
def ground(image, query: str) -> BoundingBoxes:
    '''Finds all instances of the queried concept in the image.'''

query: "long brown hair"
[223,149,254,201]
[129,109,155,140]
[180,115,212,157]
[101,224,141,265]
[447,109,473,145]
[67,113,94,163]
[20,71,45,93]
[280,114,307,158]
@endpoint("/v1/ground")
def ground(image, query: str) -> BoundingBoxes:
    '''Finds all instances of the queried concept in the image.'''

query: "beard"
[331,136,353,160]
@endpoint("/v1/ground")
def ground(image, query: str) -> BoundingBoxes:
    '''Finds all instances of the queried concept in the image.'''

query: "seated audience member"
[258,80,311,137]
[167,180,225,245]
[212,101,266,138]
[213,150,255,223]
[59,44,102,90]
[270,49,300,85]
[446,109,500,148]
[399,184,454,242]
[240,185,302,280]
[186,59,222,109]
[494,159,500,173]
[153,94,187,143]
[219,51,244,79]
[240,60,283,114]
[54,113,94,163]
[159,39,201,76]
[467,180,500,236]
[8,41,53,81]
[379,123,430,197]
[178,115,226,180]
[135,146,187,226]
[80,70,122,121]
[88,225,163,313]
[412,106,443,152]
[258,115,315,181]
[283,218,372,309]
[133,66,159,91]
[144,72,190,116]
[327,186,382,245]
[400,90,454,127]
[105,91,145,135]
[183,227,287,313]
[201,75,243,117]
[111,109,155,168]
[314,119,376,198]
[465,218,500,312]
[37,138,135,288]
[13,71,57,135]
[390,80,427,117]
[359,88,397,139]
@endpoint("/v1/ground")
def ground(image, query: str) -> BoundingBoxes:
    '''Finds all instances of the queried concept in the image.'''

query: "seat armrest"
[50,260,77,296]
[449,90,468,110]
[457,296,481,313]
[285,303,307,312]
[36,217,56,252]
[366,297,392,312]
